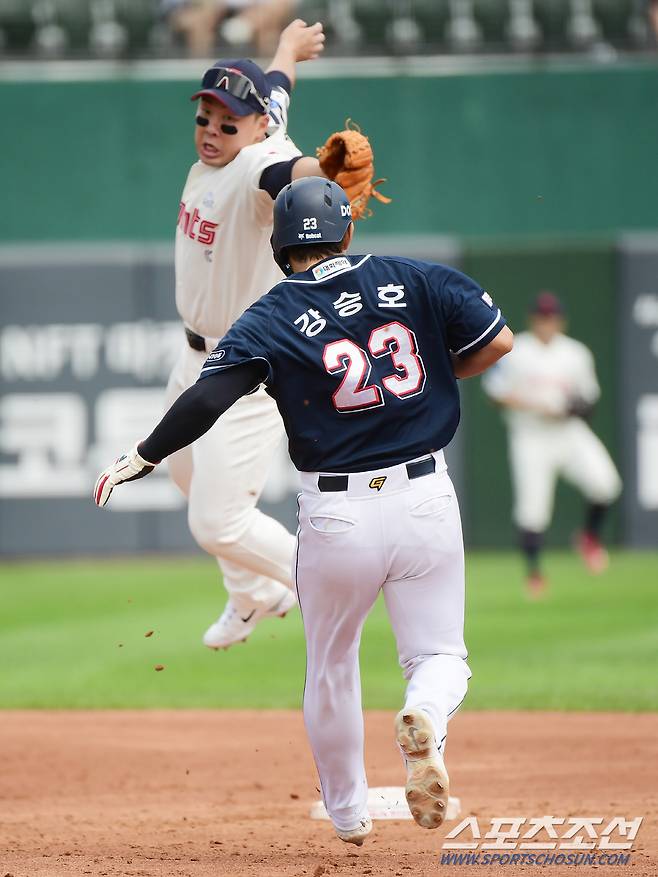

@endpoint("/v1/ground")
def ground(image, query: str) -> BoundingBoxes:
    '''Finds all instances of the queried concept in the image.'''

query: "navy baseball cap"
[531,291,564,317]
[190,59,270,116]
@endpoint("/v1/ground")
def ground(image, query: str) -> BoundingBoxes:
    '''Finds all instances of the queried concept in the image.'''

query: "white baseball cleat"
[335,816,372,846]
[202,587,296,650]
[395,708,450,830]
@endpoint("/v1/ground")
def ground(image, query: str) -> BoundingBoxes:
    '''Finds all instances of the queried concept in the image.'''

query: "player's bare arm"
[291,156,324,179]
[452,325,514,379]
[266,19,325,85]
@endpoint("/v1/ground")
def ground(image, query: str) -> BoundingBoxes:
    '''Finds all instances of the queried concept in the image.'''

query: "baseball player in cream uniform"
[167,21,326,648]
[482,292,622,594]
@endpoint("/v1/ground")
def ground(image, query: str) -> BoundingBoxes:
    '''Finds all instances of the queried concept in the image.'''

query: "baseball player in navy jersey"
[94,178,513,846]
[167,19,326,651]
[482,292,621,596]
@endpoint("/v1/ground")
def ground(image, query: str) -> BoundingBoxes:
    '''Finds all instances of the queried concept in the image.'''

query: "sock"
[584,502,609,539]
[519,528,543,576]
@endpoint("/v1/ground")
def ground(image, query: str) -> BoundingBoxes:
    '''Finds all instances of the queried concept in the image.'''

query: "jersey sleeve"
[434,266,507,357]
[259,157,302,199]
[244,138,302,226]
[266,71,291,95]
[198,293,276,386]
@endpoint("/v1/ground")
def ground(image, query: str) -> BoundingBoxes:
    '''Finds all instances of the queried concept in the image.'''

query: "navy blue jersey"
[198,254,506,473]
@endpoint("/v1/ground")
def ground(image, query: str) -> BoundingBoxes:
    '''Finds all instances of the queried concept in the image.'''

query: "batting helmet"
[271,177,353,276]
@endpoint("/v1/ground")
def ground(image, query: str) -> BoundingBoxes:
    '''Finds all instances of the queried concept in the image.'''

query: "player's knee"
[187,506,247,556]
[603,470,623,503]
[585,470,623,507]
[514,508,551,534]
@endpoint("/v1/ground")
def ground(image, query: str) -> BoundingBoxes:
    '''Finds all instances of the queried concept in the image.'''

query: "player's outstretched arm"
[93,360,267,508]
[266,19,325,87]
[452,325,514,379]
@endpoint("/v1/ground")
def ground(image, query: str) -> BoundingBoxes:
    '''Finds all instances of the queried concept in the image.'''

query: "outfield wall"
[0,59,657,242]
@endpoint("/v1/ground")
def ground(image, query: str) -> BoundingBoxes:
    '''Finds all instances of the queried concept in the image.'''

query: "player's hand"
[279,19,325,62]
[93,444,157,508]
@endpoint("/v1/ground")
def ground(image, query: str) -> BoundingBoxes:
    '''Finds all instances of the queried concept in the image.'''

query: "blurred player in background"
[168,19,325,649]
[482,292,622,597]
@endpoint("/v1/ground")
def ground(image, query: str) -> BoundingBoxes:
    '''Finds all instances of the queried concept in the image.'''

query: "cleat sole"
[395,708,450,830]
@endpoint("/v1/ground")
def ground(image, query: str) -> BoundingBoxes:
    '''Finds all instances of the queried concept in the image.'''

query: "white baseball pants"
[165,342,295,612]
[295,451,471,832]
[509,418,622,532]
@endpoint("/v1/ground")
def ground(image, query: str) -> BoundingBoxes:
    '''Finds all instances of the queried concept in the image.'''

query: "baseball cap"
[531,291,564,317]
[190,59,270,116]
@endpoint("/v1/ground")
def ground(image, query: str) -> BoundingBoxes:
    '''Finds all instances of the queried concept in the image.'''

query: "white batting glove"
[93,444,157,508]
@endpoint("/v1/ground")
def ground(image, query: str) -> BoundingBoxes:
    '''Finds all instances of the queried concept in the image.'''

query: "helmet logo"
[340,204,352,217]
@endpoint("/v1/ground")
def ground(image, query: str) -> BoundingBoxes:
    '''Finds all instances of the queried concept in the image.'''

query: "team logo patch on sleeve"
[369,476,387,491]
[482,291,494,307]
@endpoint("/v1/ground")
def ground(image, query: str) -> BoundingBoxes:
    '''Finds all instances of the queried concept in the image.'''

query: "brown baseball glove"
[316,121,391,220]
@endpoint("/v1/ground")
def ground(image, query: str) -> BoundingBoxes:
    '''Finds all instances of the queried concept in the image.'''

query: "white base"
[310,786,461,822]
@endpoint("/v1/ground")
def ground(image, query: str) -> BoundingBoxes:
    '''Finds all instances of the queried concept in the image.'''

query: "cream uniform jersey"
[175,126,301,340]
[482,330,620,531]
[482,331,600,429]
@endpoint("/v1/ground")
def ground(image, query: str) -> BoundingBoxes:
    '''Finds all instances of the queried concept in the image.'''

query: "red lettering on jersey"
[198,220,219,246]
[178,201,191,235]
[189,208,200,240]
[177,200,218,246]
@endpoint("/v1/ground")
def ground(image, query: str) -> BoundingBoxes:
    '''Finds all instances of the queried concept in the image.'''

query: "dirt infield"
[1,711,656,876]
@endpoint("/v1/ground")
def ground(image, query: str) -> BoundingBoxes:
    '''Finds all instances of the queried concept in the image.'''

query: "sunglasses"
[200,66,270,114]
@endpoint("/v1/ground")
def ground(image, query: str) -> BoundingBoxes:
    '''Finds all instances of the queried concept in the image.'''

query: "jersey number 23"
[322,321,426,413]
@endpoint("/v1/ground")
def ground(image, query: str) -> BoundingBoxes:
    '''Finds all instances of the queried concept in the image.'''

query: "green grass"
[0,551,656,710]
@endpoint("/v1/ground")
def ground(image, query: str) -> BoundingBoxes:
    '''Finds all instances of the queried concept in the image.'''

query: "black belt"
[185,327,207,352]
[318,456,436,492]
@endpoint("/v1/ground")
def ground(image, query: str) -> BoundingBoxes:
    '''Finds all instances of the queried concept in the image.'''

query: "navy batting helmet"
[271,177,353,276]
